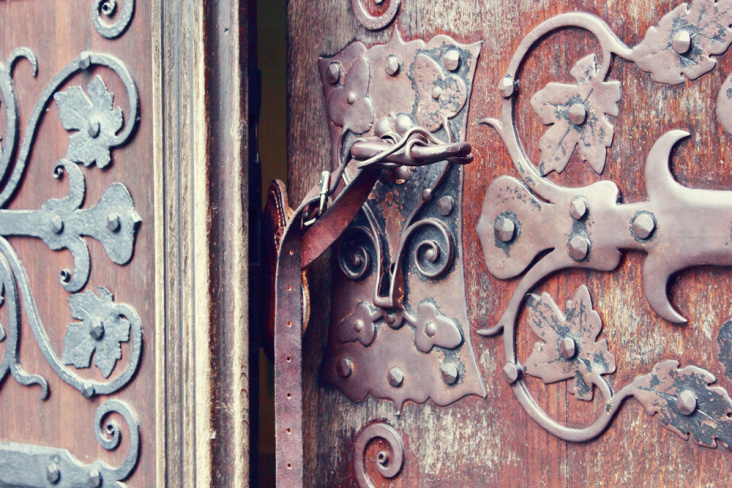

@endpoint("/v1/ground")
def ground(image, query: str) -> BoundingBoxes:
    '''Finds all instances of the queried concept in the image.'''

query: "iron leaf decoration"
[530,54,621,175]
[631,0,732,84]
[525,285,616,401]
[62,287,131,378]
[631,360,732,449]
[54,75,124,169]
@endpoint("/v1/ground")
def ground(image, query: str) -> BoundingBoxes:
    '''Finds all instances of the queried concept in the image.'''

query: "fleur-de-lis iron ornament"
[0,2,142,486]
[478,0,732,449]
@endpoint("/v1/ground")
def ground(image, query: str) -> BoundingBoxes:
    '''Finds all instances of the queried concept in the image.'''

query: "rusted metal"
[354,422,404,488]
[319,29,485,410]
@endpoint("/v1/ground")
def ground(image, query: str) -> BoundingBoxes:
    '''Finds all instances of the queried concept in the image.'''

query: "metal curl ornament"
[93,0,135,39]
[354,422,405,488]
[337,225,375,281]
[351,0,401,31]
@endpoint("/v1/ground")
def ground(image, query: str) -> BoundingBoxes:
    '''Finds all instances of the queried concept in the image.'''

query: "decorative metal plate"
[319,30,486,410]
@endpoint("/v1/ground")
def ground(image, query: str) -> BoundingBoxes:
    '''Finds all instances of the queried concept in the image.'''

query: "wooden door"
[278,0,732,486]
[0,1,253,486]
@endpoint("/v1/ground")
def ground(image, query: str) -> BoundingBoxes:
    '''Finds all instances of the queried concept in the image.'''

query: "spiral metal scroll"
[93,0,135,39]
[351,0,400,31]
[354,423,405,488]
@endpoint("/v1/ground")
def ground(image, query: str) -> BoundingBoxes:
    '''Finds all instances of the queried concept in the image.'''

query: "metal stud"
[498,76,516,98]
[440,362,459,385]
[632,213,656,240]
[424,321,437,337]
[431,86,442,100]
[90,324,105,340]
[337,357,353,378]
[82,382,95,399]
[672,30,692,55]
[87,469,102,488]
[46,464,60,484]
[503,363,521,385]
[676,390,697,415]
[570,197,588,220]
[568,235,590,261]
[326,62,341,84]
[51,215,64,234]
[395,114,413,134]
[494,216,515,243]
[385,55,400,76]
[388,367,404,387]
[107,213,121,232]
[568,103,587,125]
[443,50,461,72]
[421,188,433,201]
[347,92,357,104]
[436,196,454,216]
[353,319,364,333]
[559,337,577,359]
[79,51,92,70]
[87,118,101,138]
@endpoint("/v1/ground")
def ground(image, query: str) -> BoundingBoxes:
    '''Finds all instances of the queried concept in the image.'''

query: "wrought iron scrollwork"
[93,0,135,39]
[0,400,140,487]
[354,422,405,488]
[478,0,732,449]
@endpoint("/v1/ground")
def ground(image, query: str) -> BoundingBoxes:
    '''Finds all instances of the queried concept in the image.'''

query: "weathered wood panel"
[288,0,732,486]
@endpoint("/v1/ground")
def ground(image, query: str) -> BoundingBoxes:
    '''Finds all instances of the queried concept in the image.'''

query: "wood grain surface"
[287,0,732,486]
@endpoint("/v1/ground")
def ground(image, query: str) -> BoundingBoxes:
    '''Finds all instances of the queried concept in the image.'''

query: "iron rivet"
[353,319,364,333]
[672,30,692,55]
[632,213,656,240]
[87,469,102,488]
[82,383,95,399]
[377,451,389,465]
[494,216,515,243]
[60,269,71,284]
[568,235,590,261]
[90,323,105,340]
[431,86,442,100]
[568,103,587,126]
[79,52,92,70]
[349,253,363,267]
[677,390,697,415]
[425,321,437,337]
[385,313,396,326]
[87,118,101,138]
[424,247,439,262]
[503,363,521,385]
[107,213,121,232]
[101,1,116,16]
[326,62,341,84]
[385,55,400,76]
[498,77,515,98]
[440,362,459,385]
[375,116,395,137]
[422,188,433,201]
[46,464,60,484]
[387,367,404,387]
[570,197,588,220]
[337,357,353,378]
[437,196,454,216]
[347,92,357,104]
[559,337,577,359]
[395,114,413,134]
[443,50,461,72]
[51,215,64,234]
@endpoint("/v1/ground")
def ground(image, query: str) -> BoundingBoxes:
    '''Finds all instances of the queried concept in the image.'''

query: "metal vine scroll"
[0,2,142,484]
[354,422,404,488]
[319,29,486,410]
[478,0,732,448]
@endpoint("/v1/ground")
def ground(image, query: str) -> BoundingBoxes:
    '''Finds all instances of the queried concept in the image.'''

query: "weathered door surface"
[278,0,732,486]
[0,1,252,486]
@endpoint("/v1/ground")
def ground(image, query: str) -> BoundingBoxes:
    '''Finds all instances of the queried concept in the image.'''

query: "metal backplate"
[319,30,485,409]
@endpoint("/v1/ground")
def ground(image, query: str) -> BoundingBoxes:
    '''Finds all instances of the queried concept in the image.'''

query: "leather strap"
[273,167,380,487]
